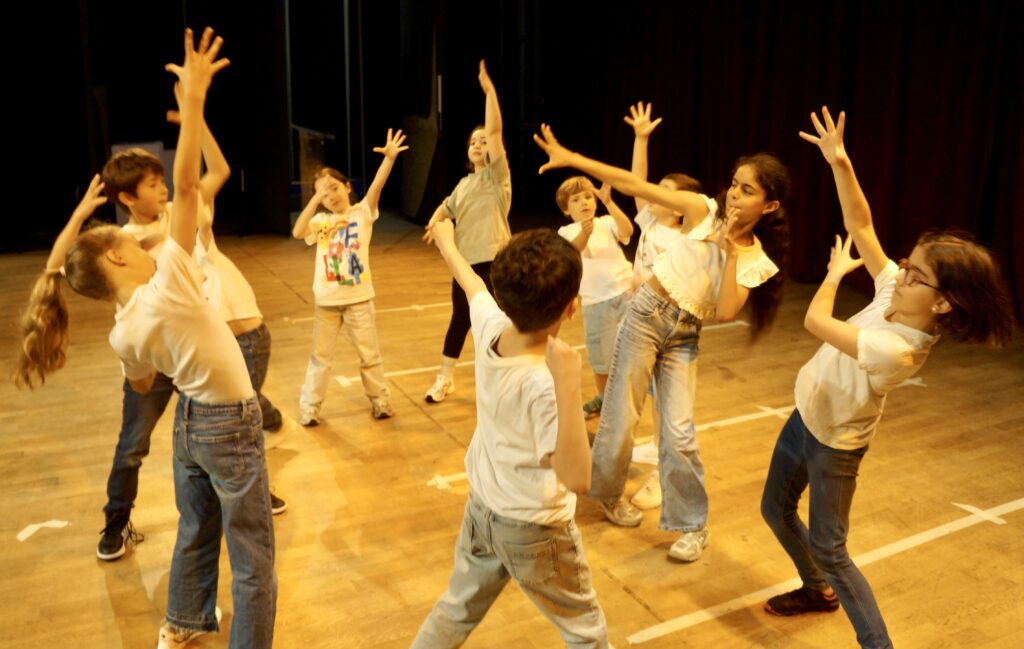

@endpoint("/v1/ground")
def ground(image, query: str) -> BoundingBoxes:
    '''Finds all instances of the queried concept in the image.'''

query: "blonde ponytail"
[13,270,70,388]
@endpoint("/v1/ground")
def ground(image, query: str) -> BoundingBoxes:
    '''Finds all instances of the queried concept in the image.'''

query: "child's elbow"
[803,313,820,334]
[566,475,591,495]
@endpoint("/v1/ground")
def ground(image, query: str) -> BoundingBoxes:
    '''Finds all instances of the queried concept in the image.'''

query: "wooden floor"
[2,214,1022,648]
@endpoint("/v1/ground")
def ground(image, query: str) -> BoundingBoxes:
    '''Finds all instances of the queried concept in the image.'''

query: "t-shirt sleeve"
[874,259,900,294]
[304,213,328,246]
[470,291,511,352]
[121,356,156,382]
[600,215,628,245]
[857,328,916,390]
[634,205,656,232]
[735,246,780,289]
[486,154,512,214]
[525,374,559,461]
[153,238,207,306]
[358,200,380,224]
[557,222,581,243]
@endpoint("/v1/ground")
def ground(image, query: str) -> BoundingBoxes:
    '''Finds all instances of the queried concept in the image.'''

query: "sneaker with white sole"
[582,395,602,419]
[271,493,287,515]
[631,440,659,466]
[595,497,643,527]
[97,510,144,561]
[424,374,454,403]
[371,398,394,419]
[299,413,319,427]
[157,607,222,648]
[631,469,662,510]
[668,527,709,562]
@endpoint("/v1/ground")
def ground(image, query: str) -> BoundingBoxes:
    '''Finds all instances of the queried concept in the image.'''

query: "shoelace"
[124,520,145,547]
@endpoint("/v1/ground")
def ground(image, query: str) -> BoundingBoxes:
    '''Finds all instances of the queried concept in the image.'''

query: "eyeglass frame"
[897,258,941,291]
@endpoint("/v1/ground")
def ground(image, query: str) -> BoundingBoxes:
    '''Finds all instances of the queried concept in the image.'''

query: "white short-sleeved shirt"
[557,215,633,306]
[795,260,938,450]
[633,205,683,284]
[109,238,254,404]
[652,195,779,320]
[304,201,378,306]
[195,238,262,322]
[465,292,575,525]
[444,154,512,265]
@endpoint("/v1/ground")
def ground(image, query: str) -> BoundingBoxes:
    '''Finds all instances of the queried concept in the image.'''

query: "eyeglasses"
[897,259,940,291]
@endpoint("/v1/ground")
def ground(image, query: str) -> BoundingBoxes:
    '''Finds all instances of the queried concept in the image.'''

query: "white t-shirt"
[652,195,779,321]
[633,205,683,284]
[304,201,378,306]
[195,238,262,322]
[795,260,938,450]
[557,215,633,306]
[465,292,575,525]
[109,239,254,404]
[444,154,512,265]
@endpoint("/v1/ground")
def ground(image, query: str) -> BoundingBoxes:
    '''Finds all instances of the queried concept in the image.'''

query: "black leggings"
[443,261,494,359]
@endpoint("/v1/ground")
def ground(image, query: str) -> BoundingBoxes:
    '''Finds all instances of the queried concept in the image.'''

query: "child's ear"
[762,199,780,215]
[563,296,579,321]
[932,297,953,315]
[104,247,127,266]
[118,191,135,209]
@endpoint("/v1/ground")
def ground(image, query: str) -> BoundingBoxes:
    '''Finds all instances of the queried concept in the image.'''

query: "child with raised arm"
[292,129,408,424]
[412,220,609,648]
[534,123,791,563]
[16,29,277,648]
[421,60,512,404]
[554,176,633,418]
[759,107,1014,649]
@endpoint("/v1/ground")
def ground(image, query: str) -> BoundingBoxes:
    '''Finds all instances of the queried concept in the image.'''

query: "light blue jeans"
[168,395,277,649]
[761,410,892,649]
[589,284,705,532]
[411,496,608,648]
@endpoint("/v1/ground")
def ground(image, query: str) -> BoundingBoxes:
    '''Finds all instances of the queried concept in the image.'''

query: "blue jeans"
[168,395,277,649]
[589,284,705,532]
[760,410,892,649]
[412,496,608,648]
[235,323,282,431]
[104,373,175,514]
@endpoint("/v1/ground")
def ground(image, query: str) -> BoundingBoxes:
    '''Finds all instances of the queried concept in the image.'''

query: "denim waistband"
[637,283,701,327]
[178,393,259,419]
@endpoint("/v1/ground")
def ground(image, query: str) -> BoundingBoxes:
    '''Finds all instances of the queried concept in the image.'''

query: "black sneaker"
[262,407,284,433]
[97,510,144,561]
[765,586,839,616]
[271,493,287,515]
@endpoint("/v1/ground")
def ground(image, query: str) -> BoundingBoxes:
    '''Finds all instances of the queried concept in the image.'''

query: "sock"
[439,355,457,379]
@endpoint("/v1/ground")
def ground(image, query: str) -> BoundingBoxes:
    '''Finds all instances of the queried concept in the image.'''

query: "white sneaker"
[668,527,709,562]
[157,607,222,648]
[424,374,454,403]
[631,441,658,465]
[371,398,394,419]
[631,470,662,510]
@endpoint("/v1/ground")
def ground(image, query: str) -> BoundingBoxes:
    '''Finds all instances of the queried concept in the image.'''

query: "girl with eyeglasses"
[759,107,1014,649]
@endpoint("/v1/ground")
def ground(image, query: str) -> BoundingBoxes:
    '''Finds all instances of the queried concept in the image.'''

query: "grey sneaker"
[582,395,603,419]
[371,399,394,419]
[668,527,709,562]
[596,497,643,527]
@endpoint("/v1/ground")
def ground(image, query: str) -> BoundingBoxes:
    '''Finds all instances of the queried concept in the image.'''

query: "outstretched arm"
[427,219,487,301]
[546,336,591,494]
[164,27,229,257]
[534,124,709,222]
[800,107,887,278]
[363,128,409,213]
[46,175,107,272]
[624,101,662,212]
[804,234,866,358]
[478,60,505,163]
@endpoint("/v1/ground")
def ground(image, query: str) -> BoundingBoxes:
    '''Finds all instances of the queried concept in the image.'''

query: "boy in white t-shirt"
[412,221,609,648]
[555,176,634,420]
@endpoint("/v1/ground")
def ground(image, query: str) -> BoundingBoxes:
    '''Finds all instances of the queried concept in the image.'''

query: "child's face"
[316,176,351,213]
[650,178,684,221]
[128,172,169,219]
[116,232,157,278]
[467,129,487,168]
[725,164,776,227]
[565,189,597,222]
[889,245,943,319]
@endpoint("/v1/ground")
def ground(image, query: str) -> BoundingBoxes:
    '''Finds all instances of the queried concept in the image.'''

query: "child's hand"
[165,27,230,98]
[533,124,572,174]
[711,208,740,255]
[545,335,581,386]
[623,101,662,138]
[594,182,613,205]
[373,128,410,161]
[478,60,495,95]
[826,233,864,279]
[799,106,847,166]
[424,217,455,248]
[165,81,185,124]
[71,174,107,222]
[579,217,595,238]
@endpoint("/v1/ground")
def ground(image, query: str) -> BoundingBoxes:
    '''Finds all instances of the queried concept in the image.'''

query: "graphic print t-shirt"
[305,201,378,306]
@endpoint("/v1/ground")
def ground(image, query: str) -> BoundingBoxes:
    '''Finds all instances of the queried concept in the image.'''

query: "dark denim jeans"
[760,409,893,649]
[168,394,276,649]
[235,323,282,431]
[104,373,175,514]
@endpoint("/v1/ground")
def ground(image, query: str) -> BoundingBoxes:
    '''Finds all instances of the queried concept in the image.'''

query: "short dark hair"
[101,149,165,209]
[490,229,582,332]
[661,173,703,193]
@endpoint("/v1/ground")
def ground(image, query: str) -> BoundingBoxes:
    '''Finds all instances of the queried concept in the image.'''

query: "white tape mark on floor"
[951,502,1006,524]
[17,520,69,542]
[627,497,1024,644]
[427,472,468,490]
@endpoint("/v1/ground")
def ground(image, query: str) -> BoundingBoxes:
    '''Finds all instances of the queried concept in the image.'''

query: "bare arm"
[800,107,887,278]
[128,373,156,395]
[46,175,107,272]
[624,101,662,212]
[363,129,409,213]
[478,60,506,163]
[428,219,487,301]
[804,234,865,358]
[534,124,709,222]
[595,182,634,241]
[545,336,591,494]
[292,187,327,240]
[567,218,594,252]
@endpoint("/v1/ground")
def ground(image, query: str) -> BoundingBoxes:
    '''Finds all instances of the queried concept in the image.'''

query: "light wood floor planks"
[1,214,1022,648]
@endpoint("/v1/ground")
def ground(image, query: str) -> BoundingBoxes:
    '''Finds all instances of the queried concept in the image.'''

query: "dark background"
[12,0,1023,315]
